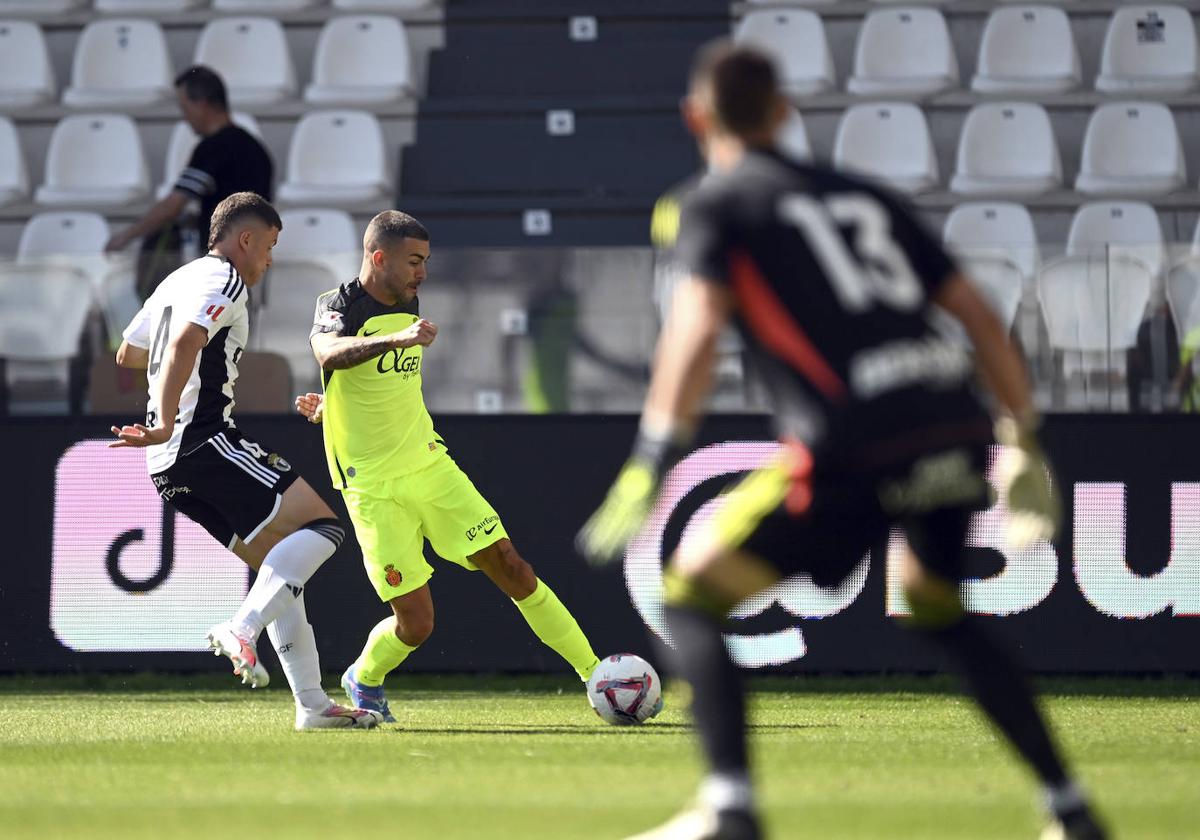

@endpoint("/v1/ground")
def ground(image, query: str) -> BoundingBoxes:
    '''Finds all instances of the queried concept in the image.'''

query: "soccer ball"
[586,653,664,726]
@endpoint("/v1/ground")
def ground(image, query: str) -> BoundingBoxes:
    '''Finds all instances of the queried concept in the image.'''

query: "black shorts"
[715,443,991,588]
[150,429,299,549]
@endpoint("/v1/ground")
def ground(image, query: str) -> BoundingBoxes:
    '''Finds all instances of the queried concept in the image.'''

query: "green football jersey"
[311,279,442,489]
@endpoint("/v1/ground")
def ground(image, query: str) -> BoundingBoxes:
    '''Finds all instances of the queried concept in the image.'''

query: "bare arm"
[105,191,189,254]
[310,319,438,371]
[110,322,207,447]
[640,278,733,436]
[934,272,1033,423]
[115,340,149,370]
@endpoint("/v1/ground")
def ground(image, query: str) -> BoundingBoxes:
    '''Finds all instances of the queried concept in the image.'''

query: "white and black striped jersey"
[122,254,249,473]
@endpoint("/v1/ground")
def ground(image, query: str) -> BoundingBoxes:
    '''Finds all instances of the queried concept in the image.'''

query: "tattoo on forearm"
[318,335,397,370]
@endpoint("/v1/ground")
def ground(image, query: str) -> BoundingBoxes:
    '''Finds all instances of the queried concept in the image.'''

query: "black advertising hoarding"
[0,415,1196,675]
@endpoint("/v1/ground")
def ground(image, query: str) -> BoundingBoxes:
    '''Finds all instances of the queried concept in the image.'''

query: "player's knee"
[395,611,434,646]
[662,568,734,619]
[300,517,345,552]
[900,575,964,629]
[479,540,536,593]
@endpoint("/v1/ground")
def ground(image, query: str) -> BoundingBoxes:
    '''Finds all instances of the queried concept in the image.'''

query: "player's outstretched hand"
[576,427,689,566]
[393,319,438,349]
[576,458,659,566]
[108,423,172,448]
[295,392,324,424]
[994,416,1062,549]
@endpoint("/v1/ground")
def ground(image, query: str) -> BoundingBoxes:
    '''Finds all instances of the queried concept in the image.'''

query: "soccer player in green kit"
[298,210,599,721]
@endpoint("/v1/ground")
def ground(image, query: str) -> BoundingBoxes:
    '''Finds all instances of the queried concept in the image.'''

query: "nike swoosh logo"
[364,329,380,337]
[483,523,499,535]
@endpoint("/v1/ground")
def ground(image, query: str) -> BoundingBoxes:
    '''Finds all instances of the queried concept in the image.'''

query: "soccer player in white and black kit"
[579,45,1105,839]
[111,192,382,731]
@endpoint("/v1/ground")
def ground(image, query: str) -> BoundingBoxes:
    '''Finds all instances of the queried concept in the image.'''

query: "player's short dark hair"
[208,192,282,248]
[364,210,430,253]
[690,40,779,136]
[174,65,228,111]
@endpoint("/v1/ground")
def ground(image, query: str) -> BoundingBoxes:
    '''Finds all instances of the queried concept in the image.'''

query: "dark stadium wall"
[1,415,1196,675]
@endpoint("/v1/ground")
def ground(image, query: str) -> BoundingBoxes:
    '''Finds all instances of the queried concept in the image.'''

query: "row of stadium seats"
[0,0,432,12]
[5,201,1198,407]
[0,16,418,111]
[737,6,1199,96]
[0,111,392,208]
[829,100,1194,197]
[5,94,1198,212]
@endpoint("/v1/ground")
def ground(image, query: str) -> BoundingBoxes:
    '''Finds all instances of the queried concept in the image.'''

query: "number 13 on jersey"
[779,193,923,314]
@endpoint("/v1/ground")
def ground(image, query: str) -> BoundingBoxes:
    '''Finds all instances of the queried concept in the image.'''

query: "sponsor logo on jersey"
[466,515,500,541]
[267,453,292,472]
[206,305,225,320]
[384,564,403,587]
[377,347,421,378]
[317,311,343,329]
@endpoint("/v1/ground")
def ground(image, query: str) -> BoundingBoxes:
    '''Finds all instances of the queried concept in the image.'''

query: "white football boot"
[206,622,270,688]
[296,701,384,731]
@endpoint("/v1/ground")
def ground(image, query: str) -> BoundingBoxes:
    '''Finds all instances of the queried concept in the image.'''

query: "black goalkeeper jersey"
[675,147,991,472]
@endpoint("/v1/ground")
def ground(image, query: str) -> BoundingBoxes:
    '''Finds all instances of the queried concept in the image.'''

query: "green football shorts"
[342,452,509,601]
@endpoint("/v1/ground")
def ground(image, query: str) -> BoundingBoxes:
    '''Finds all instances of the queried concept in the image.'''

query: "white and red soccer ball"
[586,653,664,726]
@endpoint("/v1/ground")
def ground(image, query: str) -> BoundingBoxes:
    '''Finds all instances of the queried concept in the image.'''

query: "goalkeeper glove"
[994,415,1061,549]
[576,427,690,567]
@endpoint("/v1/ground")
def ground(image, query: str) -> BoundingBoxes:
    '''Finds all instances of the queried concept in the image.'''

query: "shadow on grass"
[376,722,836,737]
[0,672,1195,699]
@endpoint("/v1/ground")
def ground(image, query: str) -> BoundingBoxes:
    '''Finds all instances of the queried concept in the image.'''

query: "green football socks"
[514,579,600,681]
[354,616,418,686]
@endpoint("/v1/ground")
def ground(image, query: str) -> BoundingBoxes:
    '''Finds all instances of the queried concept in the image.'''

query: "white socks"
[232,520,344,640]
[700,772,755,813]
[266,594,328,712]
[1044,780,1087,816]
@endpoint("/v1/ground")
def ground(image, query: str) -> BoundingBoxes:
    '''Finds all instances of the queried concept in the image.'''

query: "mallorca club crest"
[384,564,403,588]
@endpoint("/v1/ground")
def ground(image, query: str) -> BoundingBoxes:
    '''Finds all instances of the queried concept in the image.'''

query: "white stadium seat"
[0,116,30,206]
[943,201,1040,284]
[16,211,115,304]
[733,9,835,97]
[973,6,1081,94]
[0,21,56,109]
[193,17,297,106]
[832,102,938,194]
[213,0,317,9]
[847,8,958,97]
[1075,102,1185,197]
[1166,257,1200,342]
[0,264,94,414]
[1043,206,1160,410]
[332,0,439,7]
[96,0,204,11]
[305,16,415,105]
[778,108,812,163]
[255,260,342,392]
[1068,200,1165,281]
[157,112,261,199]
[1096,6,1198,94]
[1037,252,1153,409]
[951,103,1061,197]
[0,0,85,11]
[275,207,360,279]
[276,208,359,260]
[277,110,391,205]
[63,19,174,109]
[18,211,110,261]
[35,114,150,206]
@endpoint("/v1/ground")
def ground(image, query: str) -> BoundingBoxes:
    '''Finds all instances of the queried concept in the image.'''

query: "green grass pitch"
[0,674,1195,839]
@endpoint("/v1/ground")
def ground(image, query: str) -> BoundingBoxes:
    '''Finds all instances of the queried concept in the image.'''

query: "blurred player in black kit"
[579,42,1105,840]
